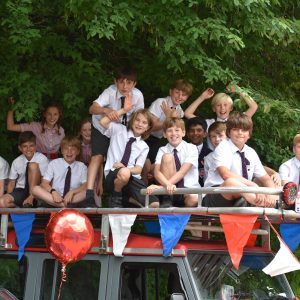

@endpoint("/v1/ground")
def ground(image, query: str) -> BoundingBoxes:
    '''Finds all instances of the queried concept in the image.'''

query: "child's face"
[293,143,300,160]
[209,130,227,147]
[115,78,136,96]
[163,126,185,147]
[229,128,250,150]
[80,121,91,142]
[213,100,233,120]
[62,145,79,164]
[169,88,189,106]
[44,107,60,128]
[18,141,37,161]
[132,113,149,137]
[186,124,206,146]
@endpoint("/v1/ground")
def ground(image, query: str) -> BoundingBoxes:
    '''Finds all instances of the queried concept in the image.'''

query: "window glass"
[40,259,101,300]
[120,262,185,300]
[0,255,26,300]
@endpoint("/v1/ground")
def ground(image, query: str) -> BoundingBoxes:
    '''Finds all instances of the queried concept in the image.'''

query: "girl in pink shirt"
[7,98,65,159]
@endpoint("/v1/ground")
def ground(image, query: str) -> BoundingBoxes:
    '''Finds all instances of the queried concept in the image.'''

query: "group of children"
[0,66,298,209]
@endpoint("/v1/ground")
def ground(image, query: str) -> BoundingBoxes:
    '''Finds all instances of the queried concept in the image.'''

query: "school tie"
[121,137,136,167]
[237,151,250,179]
[120,96,127,126]
[24,162,30,196]
[63,166,71,197]
[173,148,184,187]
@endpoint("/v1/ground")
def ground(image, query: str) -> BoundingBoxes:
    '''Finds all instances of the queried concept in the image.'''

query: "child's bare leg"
[184,194,198,207]
[24,163,41,206]
[0,194,16,208]
[32,186,64,208]
[114,168,131,192]
[70,191,87,204]
[160,153,176,179]
[87,155,103,190]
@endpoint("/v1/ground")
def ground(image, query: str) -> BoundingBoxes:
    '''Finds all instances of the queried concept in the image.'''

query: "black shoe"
[160,196,172,208]
[110,192,123,208]
[85,189,97,208]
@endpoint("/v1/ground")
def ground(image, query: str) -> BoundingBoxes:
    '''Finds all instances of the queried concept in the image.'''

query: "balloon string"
[57,263,67,300]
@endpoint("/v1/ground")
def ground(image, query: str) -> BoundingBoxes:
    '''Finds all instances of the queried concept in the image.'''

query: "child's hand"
[146,184,161,195]
[63,190,74,204]
[161,101,173,118]
[52,190,64,203]
[226,83,242,94]
[270,173,281,188]
[8,97,15,106]
[107,110,120,121]
[123,95,133,112]
[166,183,176,194]
[113,162,125,169]
[201,88,214,99]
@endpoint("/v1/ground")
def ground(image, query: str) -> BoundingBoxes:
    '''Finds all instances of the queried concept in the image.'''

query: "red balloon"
[45,209,94,264]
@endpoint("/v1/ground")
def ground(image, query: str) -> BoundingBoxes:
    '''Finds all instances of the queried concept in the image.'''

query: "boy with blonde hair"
[32,136,87,207]
[147,118,199,207]
[279,133,300,187]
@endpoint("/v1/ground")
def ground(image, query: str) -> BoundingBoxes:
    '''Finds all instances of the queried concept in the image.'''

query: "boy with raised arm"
[86,66,144,206]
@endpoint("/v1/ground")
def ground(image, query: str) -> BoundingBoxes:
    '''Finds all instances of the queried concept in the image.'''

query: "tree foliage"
[1,0,300,293]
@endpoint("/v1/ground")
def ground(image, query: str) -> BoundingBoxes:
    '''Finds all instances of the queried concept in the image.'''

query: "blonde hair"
[293,134,300,145]
[163,117,185,132]
[127,109,153,140]
[60,136,81,152]
[211,93,233,108]
[208,121,227,136]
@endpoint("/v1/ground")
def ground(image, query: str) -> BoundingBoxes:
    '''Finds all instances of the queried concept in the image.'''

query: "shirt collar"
[227,138,249,154]
[168,140,184,152]
[128,130,141,142]
[216,117,227,122]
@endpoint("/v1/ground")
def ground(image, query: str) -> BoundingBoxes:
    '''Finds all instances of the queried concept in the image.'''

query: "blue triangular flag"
[158,214,191,257]
[280,224,300,252]
[10,213,36,261]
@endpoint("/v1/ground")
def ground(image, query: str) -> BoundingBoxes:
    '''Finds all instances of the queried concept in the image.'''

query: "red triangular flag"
[220,214,258,269]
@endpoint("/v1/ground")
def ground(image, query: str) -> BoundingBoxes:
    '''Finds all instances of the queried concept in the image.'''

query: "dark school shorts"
[105,169,159,206]
[160,194,185,207]
[10,188,29,207]
[145,135,167,164]
[91,125,110,156]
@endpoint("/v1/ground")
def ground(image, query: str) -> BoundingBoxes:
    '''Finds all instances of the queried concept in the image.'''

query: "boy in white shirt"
[0,156,9,197]
[147,118,200,208]
[86,66,144,206]
[203,112,279,208]
[100,105,159,208]
[0,132,48,208]
[279,133,300,187]
[32,137,87,207]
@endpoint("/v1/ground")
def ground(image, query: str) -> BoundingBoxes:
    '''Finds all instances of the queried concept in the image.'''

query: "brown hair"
[114,66,137,82]
[18,131,36,145]
[226,111,253,137]
[78,118,92,141]
[60,136,81,152]
[170,79,193,96]
[40,102,63,135]
[163,117,185,132]
[127,109,153,139]
[208,121,227,136]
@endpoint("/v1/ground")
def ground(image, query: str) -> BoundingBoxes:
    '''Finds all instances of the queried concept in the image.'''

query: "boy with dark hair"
[32,136,87,207]
[203,112,280,208]
[147,118,200,208]
[0,131,48,208]
[185,117,212,187]
[86,66,144,206]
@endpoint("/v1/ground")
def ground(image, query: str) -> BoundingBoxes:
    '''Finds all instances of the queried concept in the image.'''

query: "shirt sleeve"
[104,122,125,138]
[252,150,267,178]
[212,141,233,170]
[279,161,291,181]
[94,87,111,107]
[155,147,165,165]
[0,158,9,180]
[135,144,149,168]
[9,160,18,180]
[149,99,162,118]
[79,164,87,184]
[43,162,55,182]
[38,156,49,177]
[183,144,198,167]
[20,122,41,135]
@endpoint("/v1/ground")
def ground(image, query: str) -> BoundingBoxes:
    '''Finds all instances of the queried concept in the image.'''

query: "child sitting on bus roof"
[185,117,212,187]
[32,136,87,208]
[147,117,200,208]
[0,132,48,208]
[279,133,300,188]
[203,112,280,208]
[100,105,159,208]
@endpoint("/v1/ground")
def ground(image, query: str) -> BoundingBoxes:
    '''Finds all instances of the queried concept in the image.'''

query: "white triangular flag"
[109,214,137,257]
[263,237,300,277]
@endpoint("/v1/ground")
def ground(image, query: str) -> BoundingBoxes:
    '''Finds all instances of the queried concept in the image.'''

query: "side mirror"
[170,293,185,300]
